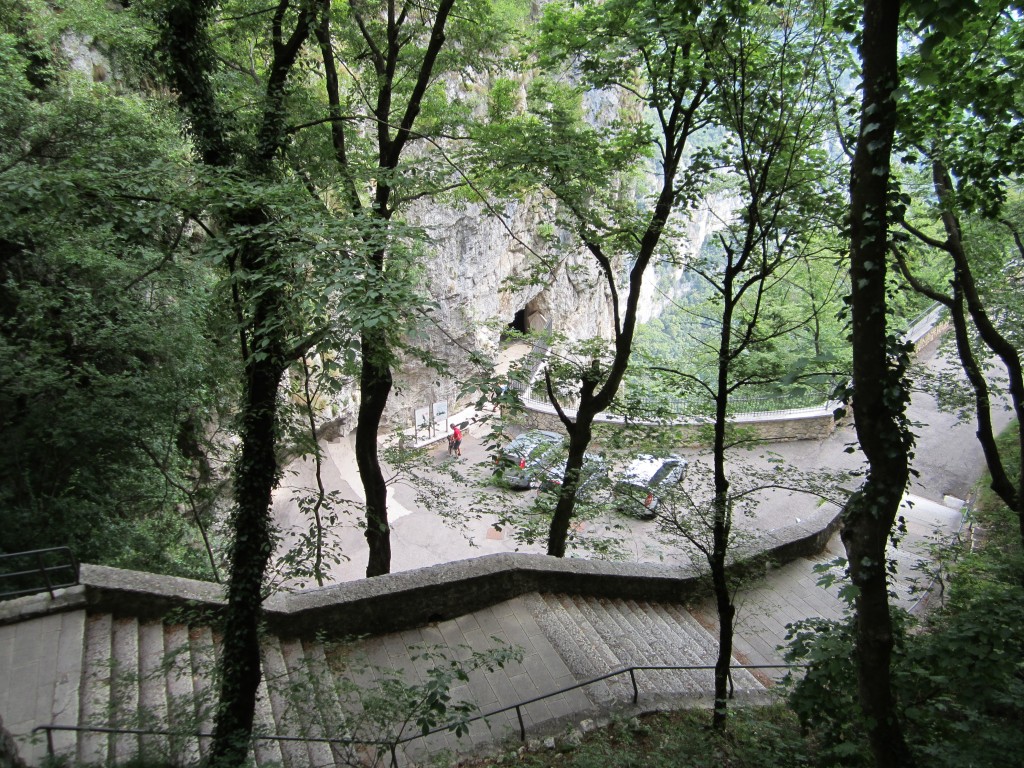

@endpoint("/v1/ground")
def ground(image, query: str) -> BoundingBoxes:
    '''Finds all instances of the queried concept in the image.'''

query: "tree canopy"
[1,1,1022,766]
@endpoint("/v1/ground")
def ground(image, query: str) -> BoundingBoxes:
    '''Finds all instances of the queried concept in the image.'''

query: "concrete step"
[659,601,775,692]
[137,620,169,762]
[110,616,141,764]
[569,596,673,696]
[50,610,86,761]
[162,622,201,766]
[601,598,692,695]
[261,633,309,768]
[182,626,287,768]
[78,613,112,766]
[652,601,719,661]
[280,637,335,768]
[535,593,625,705]
[624,599,714,696]
[589,596,711,698]
[188,625,217,759]
[253,670,286,768]
[11,594,779,768]
[304,639,351,768]
[631,600,709,694]
[528,594,769,711]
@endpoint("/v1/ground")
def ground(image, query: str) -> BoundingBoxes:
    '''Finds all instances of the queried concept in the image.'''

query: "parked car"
[537,452,609,498]
[494,429,563,489]
[613,455,687,519]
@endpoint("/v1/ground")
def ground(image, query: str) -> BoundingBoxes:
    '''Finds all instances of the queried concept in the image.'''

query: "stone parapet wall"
[515,402,839,444]
[4,509,843,640]
[513,308,947,444]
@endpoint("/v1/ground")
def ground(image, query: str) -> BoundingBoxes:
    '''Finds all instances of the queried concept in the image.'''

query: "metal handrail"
[32,661,803,767]
[396,661,801,746]
[0,546,79,599]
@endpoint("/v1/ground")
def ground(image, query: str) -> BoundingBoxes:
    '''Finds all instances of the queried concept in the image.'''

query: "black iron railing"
[403,662,798,746]
[0,546,79,600]
[34,661,801,767]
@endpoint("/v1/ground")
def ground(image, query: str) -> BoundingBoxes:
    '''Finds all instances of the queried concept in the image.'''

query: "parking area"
[270,414,847,586]
[270,337,1011,587]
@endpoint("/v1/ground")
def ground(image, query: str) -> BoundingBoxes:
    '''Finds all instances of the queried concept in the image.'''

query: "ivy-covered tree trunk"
[158,0,317,763]
[210,312,286,767]
[841,2,915,767]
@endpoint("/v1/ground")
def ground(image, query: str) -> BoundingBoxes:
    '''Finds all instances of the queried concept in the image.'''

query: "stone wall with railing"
[510,304,946,443]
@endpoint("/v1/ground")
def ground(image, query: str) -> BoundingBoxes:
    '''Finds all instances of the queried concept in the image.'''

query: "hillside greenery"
[1,0,1023,765]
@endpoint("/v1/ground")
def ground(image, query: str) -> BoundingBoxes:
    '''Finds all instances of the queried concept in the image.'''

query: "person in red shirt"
[450,424,463,457]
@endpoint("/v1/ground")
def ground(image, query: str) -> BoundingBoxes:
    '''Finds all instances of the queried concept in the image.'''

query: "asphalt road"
[270,335,1013,586]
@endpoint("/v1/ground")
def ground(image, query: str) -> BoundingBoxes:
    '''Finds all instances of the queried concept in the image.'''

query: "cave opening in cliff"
[508,309,527,335]
[505,298,549,339]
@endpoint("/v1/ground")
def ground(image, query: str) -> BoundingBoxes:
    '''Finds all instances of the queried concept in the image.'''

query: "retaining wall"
[515,402,841,444]
[1,509,843,641]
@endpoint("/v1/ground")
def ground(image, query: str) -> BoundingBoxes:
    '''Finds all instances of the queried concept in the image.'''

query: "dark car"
[494,429,564,489]
[537,452,609,498]
[613,455,687,519]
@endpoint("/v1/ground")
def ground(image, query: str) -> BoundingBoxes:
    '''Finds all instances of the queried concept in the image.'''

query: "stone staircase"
[64,615,377,768]
[524,593,766,709]
[2,592,766,767]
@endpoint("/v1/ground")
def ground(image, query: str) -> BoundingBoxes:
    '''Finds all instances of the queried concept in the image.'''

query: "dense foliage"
[0,2,231,578]
[786,425,1024,767]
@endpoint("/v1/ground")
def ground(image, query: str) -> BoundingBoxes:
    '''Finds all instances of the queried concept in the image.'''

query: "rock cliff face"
[57,27,726,434]
[62,33,115,84]
[370,188,738,430]
[381,196,616,428]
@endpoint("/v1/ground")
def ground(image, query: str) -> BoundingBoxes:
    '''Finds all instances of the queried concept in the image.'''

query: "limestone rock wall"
[382,196,616,427]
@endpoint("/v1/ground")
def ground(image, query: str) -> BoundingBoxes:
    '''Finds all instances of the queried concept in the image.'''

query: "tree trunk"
[710,532,734,730]
[710,268,735,731]
[546,408,594,557]
[841,2,915,766]
[325,0,457,577]
[931,160,1024,543]
[357,327,393,577]
[210,291,286,767]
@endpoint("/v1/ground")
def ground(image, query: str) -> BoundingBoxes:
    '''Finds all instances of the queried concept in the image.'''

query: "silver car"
[613,455,687,519]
